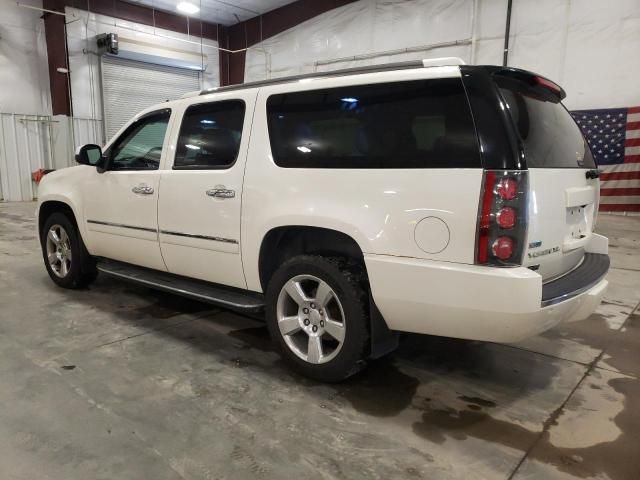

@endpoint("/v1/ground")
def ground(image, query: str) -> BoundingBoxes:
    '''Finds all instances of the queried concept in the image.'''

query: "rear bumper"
[365,253,609,343]
[541,253,610,306]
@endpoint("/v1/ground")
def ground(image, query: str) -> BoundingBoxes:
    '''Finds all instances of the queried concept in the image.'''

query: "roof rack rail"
[198,57,466,96]
[422,57,466,67]
[180,90,201,99]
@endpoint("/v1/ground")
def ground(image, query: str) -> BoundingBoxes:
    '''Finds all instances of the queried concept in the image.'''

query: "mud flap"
[369,293,399,359]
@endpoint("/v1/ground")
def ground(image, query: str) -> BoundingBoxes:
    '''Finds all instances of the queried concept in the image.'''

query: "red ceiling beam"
[42,0,70,115]
[65,0,221,40]
[42,0,222,115]
[220,0,359,86]
[42,0,356,115]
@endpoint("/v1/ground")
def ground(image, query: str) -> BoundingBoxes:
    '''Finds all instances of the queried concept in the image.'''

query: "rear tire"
[41,212,97,289]
[265,255,370,382]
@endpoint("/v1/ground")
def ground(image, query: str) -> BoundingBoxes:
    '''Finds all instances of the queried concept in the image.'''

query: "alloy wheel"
[45,224,72,278]
[276,274,346,364]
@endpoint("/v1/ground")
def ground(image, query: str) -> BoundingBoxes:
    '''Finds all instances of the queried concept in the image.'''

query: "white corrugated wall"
[0,113,103,201]
[0,113,52,201]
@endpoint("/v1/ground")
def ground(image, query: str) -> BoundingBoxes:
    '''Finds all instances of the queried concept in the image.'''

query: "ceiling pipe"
[503,0,513,66]
[314,39,472,69]
[16,1,66,16]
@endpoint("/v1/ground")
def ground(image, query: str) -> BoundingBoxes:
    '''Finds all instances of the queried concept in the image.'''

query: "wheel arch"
[258,225,366,292]
[258,225,399,363]
[38,199,81,243]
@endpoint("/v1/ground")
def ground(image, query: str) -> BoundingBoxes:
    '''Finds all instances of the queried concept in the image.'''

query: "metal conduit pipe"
[313,39,472,69]
[503,0,513,66]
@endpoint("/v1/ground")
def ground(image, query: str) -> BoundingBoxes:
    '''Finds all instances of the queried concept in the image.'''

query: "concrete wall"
[0,0,51,115]
[244,0,640,110]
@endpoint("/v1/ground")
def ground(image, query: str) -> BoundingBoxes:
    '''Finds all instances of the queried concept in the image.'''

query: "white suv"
[37,58,610,381]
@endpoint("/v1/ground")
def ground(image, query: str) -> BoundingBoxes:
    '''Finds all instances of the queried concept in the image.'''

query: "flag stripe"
[600,163,640,173]
[599,204,640,212]
[624,154,640,163]
[629,106,640,114]
[627,130,640,139]
[627,121,640,130]
[600,187,640,196]
[629,113,640,122]
[599,195,640,204]
[626,138,640,147]
[599,170,640,181]
[597,179,640,189]
[624,148,640,157]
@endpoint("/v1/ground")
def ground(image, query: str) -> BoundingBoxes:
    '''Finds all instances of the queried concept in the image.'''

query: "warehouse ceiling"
[127,0,297,25]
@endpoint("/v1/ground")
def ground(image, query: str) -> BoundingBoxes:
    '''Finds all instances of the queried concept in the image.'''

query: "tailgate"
[494,72,599,281]
[526,169,598,280]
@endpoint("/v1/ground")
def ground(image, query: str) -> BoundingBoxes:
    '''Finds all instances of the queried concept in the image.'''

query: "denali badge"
[528,246,560,259]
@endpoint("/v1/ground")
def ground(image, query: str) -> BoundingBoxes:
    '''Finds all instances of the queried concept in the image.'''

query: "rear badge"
[528,241,542,249]
[528,245,560,259]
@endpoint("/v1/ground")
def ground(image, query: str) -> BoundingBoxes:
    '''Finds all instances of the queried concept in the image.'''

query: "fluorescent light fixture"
[177,2,199,14]
[185,144,200,150]
[341,97,358,103]
[200,119,216,124]
[297,146,311,153]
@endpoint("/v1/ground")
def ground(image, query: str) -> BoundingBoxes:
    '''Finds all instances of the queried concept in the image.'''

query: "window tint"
[174,100,245,169]
[266,79,479,169]
[495,75,596,168]
[109,110,170,171]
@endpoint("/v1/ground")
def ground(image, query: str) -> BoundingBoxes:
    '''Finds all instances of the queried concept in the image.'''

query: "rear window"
[174,100,245,170]
[495,75,596,169]
[266,78,480,169]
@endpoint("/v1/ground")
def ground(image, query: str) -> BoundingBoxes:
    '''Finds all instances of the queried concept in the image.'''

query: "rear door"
[495,73,599,281]
[158,91,257,289]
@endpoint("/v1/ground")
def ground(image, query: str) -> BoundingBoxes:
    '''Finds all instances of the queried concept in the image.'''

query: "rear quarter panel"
[241,68,483,292]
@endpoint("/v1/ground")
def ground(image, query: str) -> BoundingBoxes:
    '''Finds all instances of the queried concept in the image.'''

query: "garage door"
[101,55,200,141]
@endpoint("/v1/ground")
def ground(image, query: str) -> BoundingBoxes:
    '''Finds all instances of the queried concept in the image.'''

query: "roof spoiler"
[483,66,567,100]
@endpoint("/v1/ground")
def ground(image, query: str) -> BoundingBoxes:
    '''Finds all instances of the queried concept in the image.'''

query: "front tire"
[265,255,370,382]
[41,212,97,289]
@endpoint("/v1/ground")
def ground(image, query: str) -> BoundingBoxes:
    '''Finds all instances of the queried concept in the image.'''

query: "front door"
[83,109,172,271]
[158,91,257,289]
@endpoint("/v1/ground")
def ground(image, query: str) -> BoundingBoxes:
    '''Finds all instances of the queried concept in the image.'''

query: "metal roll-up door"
[101,55,200,140]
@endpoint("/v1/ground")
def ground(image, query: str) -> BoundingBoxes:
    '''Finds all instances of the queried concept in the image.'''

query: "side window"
[266,79,480,168]
[109,110,170,171]
[174,100,245,169]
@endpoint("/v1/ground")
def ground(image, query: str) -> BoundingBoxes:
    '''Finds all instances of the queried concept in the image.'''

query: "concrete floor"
[0,201,639,480]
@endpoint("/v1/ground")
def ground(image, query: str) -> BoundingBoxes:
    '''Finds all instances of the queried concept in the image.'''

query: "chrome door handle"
[132,184,154,195]
[206,188,235,199]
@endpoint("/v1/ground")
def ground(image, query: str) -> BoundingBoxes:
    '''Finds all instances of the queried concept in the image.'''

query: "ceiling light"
[297,146,311,153]
[177,2,199,14]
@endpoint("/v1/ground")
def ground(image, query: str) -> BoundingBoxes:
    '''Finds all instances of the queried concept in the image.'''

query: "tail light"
[475,170,528,266]
[534,75,562,94]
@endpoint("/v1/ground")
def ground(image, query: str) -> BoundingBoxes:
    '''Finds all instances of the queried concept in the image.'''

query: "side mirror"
[75,144,103,167]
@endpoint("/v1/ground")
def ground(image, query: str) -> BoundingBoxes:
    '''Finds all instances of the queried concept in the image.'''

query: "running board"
[97,259,265,313]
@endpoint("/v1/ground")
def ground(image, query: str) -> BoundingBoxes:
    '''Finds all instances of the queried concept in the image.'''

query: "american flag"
[572,106,640,212]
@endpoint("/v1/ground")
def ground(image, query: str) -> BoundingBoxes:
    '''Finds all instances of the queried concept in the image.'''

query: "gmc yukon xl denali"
[37,58,610,381]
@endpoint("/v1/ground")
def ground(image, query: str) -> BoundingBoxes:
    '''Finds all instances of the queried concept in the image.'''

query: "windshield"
[495,76,595,169]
